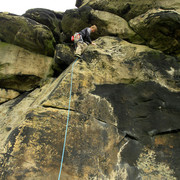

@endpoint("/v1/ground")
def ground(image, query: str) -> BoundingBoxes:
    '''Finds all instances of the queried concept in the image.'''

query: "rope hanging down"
[58,58,79,180]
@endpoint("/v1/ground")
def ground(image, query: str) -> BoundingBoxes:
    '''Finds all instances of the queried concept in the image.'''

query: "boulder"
[1,36,180,179]
[0,88,20,104]
[1,106,124,179]
[0,42,53,91]
[129,9,180,55]
[90,10,144,44]
[45,36,180,133]
[0,12,55,56]
[53,44,75,76]
[23,8,63,43]
[76,0,180,20]
[61,6,144,44]
[61,6,92,42]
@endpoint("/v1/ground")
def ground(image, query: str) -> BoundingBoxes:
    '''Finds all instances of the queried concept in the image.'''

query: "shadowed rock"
[61,6,144,44]
[0,1,180,179]
[0,42,53,91]
[52,43,75,76]
[129,9,180,55]
[76,0,180,20]
[23,8,63,44]
[0,12,55,56]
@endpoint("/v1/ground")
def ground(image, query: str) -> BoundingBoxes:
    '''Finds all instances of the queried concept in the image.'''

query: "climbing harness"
[58,57,79,180]
[71,32,81,43]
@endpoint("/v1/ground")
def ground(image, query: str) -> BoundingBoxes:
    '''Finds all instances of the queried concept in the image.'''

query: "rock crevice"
[0,1,180,179]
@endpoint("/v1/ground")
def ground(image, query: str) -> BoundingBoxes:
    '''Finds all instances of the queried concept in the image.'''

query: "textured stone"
[0,12,55,56]
[0,89,20,104]
[90,10,144,44]
[92,82,180,142]
[129,9,180,55]
[23,8,63,43]
[61,6,144,44]
[53,43,75,76]
[1,107,124,179]
[0,35,180,179]
[61,6,92,42]
[76,0,180,20]
[0,42,53,91]
[0,78,55,155]
[1,1,180,179]
[44,36,180,134]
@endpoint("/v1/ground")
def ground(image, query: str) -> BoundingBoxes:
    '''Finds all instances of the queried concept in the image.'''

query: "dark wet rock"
[129,9,180,55]
[53,43,75,76]
[0,12,55,56]
[61,6,144,44]
[23,8,63,43]
[76,0,180,21]
[0,1,180,179]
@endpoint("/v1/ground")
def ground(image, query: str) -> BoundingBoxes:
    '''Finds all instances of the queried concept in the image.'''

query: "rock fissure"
[1,1,180,179]
[151,129,180,137]
[124,133,139,141]
[42,105,117,128]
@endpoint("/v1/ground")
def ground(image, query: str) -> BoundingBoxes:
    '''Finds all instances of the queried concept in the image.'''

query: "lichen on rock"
[0,1,180,179]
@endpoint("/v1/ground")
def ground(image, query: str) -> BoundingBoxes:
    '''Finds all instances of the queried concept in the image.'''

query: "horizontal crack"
[43,105,117,128]
[151,129,180,137]
[125,133,139,141]
[43,105,140,141]
[135,115,148,119]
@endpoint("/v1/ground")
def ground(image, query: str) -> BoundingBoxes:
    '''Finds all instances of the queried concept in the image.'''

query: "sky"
[0,0,77,15]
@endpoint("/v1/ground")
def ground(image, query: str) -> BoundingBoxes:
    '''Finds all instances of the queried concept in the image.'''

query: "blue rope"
[58,58,78,180]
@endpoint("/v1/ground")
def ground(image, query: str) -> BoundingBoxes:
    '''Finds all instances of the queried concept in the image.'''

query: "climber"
[72,25,97,58]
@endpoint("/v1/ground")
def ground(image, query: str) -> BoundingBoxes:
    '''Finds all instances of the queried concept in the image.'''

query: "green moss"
[0,13,56,56]
[44,38,55,57]
[0,41,10,47]
[0,75,41,91]
[128,33,145,45]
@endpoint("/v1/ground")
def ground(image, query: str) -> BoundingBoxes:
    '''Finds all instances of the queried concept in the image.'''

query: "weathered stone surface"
[76,0,180,20]
[44,36,180,130]
[1,0,180,178]
[1,107,124,179]
[0,12,55,56]
[0,72,125,179]
[61,6,144,44]
[0,78,55,155]
[23,8,63,43]
[1,36,179,179]
[42,36,180,179]
[61,6,92,42]
[0,42,53,91]
[76,0,88,8]
[92,82,180,142]
[53,43,75,76]
[0,89,20,104]
[90,10,144,44]
[129,9,180,55]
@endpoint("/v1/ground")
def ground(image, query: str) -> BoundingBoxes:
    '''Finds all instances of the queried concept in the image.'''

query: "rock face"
[129,9,180,55]
[23,8,63,43]
[61,6,144,44]
[0,42,53,91]
[76,0,180,20]
[53,43,75,75]
[0,12,55,56]
[0,1,180,180]
[0,89,20,104]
